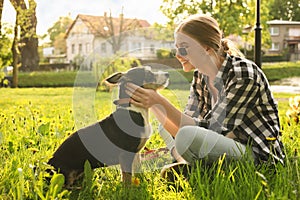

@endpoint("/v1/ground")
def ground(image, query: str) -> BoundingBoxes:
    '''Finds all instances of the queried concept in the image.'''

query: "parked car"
[1,66,13,87]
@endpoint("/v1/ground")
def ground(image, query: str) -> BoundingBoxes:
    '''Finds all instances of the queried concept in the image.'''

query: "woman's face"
[174,32,219,78]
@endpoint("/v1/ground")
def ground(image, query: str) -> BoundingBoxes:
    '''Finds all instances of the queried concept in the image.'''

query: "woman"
[126,14,285,174]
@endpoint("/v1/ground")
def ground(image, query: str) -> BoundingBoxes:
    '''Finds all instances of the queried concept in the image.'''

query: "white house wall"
[92,35,166,60]
[66,19,175,63]
[66,18,95,62]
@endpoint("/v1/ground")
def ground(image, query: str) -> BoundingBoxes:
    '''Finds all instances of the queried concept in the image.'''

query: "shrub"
[156,49,174,59]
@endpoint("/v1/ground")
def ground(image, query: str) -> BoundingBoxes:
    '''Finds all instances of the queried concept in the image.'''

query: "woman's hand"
[126,82,196,136]
[126,83,160,109]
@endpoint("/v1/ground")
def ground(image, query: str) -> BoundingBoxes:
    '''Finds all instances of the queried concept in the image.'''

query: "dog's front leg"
[119,152,135,184]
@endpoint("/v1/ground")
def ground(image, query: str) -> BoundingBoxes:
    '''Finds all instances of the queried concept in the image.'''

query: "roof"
[267,20,300,25]
[65,14,151,38]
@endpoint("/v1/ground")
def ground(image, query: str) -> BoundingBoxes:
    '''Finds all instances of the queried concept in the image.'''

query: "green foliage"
[156,48,174,59]
[0,24,13,69]
[160,0,272,50]
[151,22,176,42]
[0,25,13,83]
[161,0,249,36]
[18,71,95,87]
[76,161,97,199]
[262,54,289,62]
[14,0,37,40]
[47,15,73,46]
[47,174,68,199]
[269,0,300,21]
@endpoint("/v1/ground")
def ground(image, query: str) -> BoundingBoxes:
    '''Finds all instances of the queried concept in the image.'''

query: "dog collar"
[113,98,131,107]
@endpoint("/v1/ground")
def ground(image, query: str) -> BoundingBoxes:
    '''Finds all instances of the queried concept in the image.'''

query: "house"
[43,47,68,64]
[65,14,173,68]
[267,20,300,61]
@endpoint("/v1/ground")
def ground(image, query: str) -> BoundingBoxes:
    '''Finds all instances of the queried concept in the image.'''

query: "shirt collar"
[213,54,232,92]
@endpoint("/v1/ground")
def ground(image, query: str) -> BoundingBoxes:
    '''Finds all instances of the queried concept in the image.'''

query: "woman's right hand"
[125,83,161,109]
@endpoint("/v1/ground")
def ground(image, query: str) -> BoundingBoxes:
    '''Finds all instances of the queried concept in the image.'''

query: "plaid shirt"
[184,55,285,164]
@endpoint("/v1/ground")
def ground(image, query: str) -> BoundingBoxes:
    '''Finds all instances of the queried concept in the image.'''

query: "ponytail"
[219,38,245,58]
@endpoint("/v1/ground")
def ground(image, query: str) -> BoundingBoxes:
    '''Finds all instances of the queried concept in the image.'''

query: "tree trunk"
[20,0,39,70]
[21,36,39,70]
[102,9,138,54]
[10,0,39,72]
[0,0,4,35]
[11,13,19,88]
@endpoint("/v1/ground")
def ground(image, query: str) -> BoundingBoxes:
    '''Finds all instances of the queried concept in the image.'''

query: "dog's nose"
[165,73,169,78]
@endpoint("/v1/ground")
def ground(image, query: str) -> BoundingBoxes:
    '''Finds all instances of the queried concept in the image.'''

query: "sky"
[2,0,169,35]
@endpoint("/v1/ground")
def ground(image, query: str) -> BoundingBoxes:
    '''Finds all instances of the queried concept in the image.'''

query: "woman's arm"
[126,83,196,137]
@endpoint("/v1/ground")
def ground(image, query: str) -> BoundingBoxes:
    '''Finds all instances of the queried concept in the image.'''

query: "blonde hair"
[175,14,244,58]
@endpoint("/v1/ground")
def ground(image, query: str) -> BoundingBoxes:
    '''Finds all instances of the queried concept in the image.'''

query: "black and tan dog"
[47,66,169,186]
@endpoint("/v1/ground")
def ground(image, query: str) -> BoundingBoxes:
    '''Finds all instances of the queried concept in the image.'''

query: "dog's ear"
[104,72,124,85]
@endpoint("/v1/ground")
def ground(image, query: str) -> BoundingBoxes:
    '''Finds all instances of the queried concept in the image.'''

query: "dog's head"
[104,66,169,100]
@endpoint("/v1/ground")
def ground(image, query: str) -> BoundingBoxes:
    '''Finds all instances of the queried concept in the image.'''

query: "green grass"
[0,88,299,199]
[262,61,300,82]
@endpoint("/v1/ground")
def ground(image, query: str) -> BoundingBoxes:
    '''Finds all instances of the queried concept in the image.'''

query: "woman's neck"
[207,53,224,80]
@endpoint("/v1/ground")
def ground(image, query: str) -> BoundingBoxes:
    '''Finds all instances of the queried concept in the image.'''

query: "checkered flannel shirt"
[184,55,285,164]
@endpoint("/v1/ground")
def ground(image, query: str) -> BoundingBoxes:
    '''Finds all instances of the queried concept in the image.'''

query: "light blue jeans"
[159,125,253,164]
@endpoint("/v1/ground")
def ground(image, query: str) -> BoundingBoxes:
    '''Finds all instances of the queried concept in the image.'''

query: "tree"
[269,0,300,21]
[152,22,175,42]
[0,0,4,35]
[0,25,13,68]
[99,9,141,54]
[9,0,39,87]
[0,1,12,71]
[160,0,271,50]
[47,15,73,54]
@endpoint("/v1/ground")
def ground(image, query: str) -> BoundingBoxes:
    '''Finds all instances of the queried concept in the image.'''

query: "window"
[101,43,107,53]
[78,44,82,54]
[132,42,142,52]
[270,43,280,51]
[270,27,279,36]
[289,28,300,37]
[71,44,75,54]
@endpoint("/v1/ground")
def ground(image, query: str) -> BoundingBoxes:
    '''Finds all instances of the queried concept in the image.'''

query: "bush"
[12,61,300,88]
[156,49,174,59]
[262,54,289,62]
[18,71,95,88]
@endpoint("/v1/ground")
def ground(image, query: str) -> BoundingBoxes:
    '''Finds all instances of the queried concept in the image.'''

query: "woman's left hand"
[126,83,159,109]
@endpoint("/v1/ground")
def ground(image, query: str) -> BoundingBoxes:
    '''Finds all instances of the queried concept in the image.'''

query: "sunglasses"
[172,47,188,57]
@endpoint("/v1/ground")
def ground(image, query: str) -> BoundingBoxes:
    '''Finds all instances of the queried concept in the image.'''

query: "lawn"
[0,87,299,199]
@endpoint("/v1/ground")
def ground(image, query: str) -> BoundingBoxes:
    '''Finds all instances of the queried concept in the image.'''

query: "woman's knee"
[175,126,205,157]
